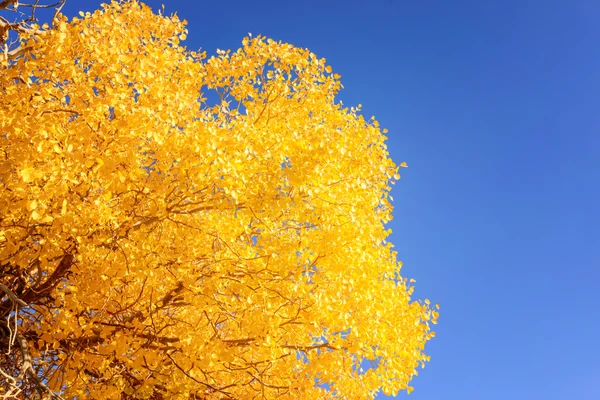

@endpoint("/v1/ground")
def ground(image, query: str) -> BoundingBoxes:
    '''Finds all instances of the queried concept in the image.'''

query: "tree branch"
[0,0,18,11]
[15,331,65,399]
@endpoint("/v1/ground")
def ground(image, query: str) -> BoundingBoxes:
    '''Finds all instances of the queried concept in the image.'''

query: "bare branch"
[0,0,18,11]
[0,283,28,307]
[20,1,63,8]
[51,0,64,26]
[15,331,65,399]
[4,44,32,60]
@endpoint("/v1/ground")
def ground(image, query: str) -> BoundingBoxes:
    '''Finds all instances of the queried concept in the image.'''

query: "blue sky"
[63,1,600,398]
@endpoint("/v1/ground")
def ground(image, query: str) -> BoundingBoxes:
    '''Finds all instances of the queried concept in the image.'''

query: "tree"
[0,1,437,398]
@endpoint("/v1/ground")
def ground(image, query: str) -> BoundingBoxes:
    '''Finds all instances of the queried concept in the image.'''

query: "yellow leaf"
[20,168,35,183]
[94,158,104,172]
[31,210,42,221]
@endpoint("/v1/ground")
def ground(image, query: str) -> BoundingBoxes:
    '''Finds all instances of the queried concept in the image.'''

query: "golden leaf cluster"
[0,1,436,398]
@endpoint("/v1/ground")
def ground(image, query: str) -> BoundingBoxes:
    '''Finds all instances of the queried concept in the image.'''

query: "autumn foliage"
[0,1,436,398]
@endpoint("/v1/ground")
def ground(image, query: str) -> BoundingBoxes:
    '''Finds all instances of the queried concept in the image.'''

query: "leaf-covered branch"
[0,0,65,63]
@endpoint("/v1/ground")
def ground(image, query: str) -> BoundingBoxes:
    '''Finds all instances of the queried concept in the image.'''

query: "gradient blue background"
[60,1,600,398]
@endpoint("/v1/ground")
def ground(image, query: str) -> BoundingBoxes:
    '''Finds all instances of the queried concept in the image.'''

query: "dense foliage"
[0,1,436,398]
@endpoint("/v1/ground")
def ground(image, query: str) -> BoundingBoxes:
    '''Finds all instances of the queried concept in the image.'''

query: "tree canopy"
[0,1,437,398]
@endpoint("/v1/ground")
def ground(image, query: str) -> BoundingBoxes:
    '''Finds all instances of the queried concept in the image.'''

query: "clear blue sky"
[63,1,600,398]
